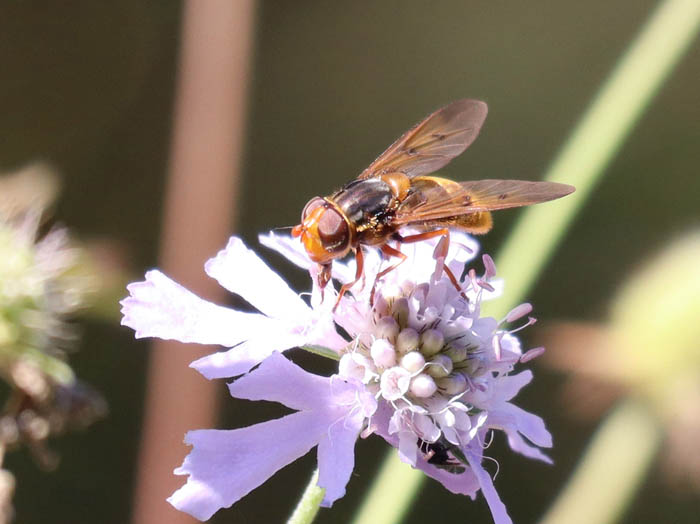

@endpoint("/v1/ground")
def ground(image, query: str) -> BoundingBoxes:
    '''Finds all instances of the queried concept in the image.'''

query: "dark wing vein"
[357,99,488,180]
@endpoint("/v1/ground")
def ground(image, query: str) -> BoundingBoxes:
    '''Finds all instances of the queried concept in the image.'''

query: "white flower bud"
[426,354,453,378]
[380,366,411,401]
[375,315,400,340]
[410,373,437,398]
[371,338,396,368]
[420,328,444,356]
[338,353,366,381]
[436,373,468,395]
[396,328,419,354]
[400,351,425,373]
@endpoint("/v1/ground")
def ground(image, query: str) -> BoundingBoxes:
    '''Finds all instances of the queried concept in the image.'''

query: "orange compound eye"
[298,204,351,264]
[301,196,325,221]
[317,206,348,249]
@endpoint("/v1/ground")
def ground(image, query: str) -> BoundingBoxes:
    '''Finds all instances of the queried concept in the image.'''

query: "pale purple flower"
[121,231,552,524]
[167,351,376,520]
[121,237,346,378]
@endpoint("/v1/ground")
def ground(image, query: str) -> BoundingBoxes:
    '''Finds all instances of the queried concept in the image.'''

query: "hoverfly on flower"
[292,99,574,304]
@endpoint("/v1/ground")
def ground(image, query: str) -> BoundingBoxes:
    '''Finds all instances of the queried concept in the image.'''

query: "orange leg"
[370,244,407,305]
[394,228,450,253]
[393,228,467,299]
[376,244,408,281]
[333,247,364,311]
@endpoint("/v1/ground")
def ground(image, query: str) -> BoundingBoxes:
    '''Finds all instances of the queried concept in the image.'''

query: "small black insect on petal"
[418,439,466,475]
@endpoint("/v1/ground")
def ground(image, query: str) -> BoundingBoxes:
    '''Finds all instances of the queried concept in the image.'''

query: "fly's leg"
[317,263,333,302]
[392,228,466,299]
[376,244,408,281]
[370,244,407,305]
[333,247,364,311]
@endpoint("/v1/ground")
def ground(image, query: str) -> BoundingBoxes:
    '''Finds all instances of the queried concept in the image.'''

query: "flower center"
[338,286,485,444]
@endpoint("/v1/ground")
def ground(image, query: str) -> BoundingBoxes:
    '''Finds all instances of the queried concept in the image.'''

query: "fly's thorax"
[379,172,411,200]
[332,179,394,223]
[330,178,399,244]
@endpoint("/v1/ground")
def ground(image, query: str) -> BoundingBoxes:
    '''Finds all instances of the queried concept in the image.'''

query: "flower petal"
[317,407,364,507]
[190,331,307,379]
[415,457,480,498]
[509,404,552,448]
[468,369,532,411]
[227,351,334,412]
[490,402,553,450]
[397,430,419,466]
[414,413,441,443]
[491,370,533,403]
[121,270,269,346]
[259,231,357,284]
[465,451,513,524]
[258,231,313,269]
[500,425,552,464]
[168,412,325,521]
[303,313,348,352]
[204,237,309,321]
[373,402,480,495]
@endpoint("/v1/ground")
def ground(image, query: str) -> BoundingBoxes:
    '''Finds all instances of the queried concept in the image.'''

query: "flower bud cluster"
[340,295,480,406]
[338,273,501,447]
[335,247,541,461]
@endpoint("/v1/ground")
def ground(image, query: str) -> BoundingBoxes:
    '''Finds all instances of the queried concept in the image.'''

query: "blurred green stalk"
[288,469,325,524]
[537,400,662,524]
[488,0,700,319]
[351,450,425,524]
[351,1,700,523]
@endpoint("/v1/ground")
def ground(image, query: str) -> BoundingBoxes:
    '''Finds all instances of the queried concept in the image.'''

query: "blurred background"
[1,1,699,523]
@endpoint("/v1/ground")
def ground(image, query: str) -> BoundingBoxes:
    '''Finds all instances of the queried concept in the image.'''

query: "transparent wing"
[394,177,575,224]
[357,99,488,180]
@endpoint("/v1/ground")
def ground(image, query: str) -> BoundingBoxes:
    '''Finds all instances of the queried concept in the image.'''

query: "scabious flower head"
[332,247,549,498]
[121,230,552,524]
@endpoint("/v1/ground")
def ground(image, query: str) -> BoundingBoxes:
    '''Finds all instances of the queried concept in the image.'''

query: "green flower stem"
[301,344,341,361]
[351,1,700,523]
[486,0,700,319]
[537,399,662,524]
[287,469,325,524]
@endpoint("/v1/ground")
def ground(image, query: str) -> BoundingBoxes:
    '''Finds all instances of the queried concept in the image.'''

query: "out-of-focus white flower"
[0,165,106,471]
